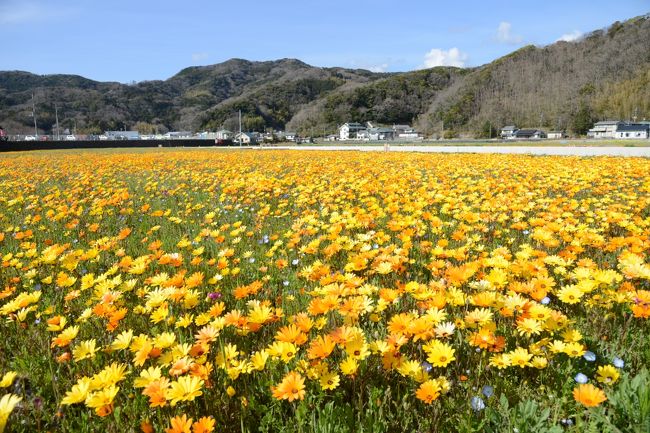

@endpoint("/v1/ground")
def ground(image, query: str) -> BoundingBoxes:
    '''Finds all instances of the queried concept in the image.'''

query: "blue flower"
[481,385,494,398]
[613,357,625,369]
[540,296,550,305]
[420,361,433,373]
[574,373,588,384]
[583,351,596,362]
[470,396,485,411]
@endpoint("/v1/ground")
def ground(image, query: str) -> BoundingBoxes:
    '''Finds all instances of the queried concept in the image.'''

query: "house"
[164,131,193,139]
[514,129,547,139]
[500,125,518,139]
[357,129,371,140]
[105,130,140,140]
[587,121,622,139]
[614,124,649,139]
[324,134,339,142]
[215,129,232,140]
[392,124,411,135]
[234,132,257,145]
[339,122,366,140]
[547,131,567,139]
[368,127,395,140]
[397,129,422,140]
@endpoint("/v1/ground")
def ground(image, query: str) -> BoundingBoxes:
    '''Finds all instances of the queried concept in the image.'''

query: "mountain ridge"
[1,14,648,137]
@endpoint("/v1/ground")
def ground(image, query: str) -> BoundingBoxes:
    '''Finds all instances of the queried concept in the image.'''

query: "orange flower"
[271,371,306,402]
[307,335,336,360]
[192,416,215,433]
[416,380,441,404]
[117,227,132,240]
[573,383,607,407]
[165,414,192,433]
[140,421,154,433]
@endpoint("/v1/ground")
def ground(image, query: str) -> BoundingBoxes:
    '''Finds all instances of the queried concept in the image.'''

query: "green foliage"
[570,102,595,135]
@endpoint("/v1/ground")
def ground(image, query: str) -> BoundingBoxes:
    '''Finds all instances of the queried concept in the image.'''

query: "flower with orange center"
[416,379,441,404]
[573,383,607,407]
[271,371,306,402]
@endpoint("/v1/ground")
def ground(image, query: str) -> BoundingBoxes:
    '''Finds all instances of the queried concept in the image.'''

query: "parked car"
[65,135,77,141]
[98,135,108,141]
[24,135,37,141]
[0,126,7,142]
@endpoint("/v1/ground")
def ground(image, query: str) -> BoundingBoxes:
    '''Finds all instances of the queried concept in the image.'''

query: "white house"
[500,125,518,139]
[234,132,257,145]
[614,124,649,139]
[587,121,622,139]
[339,122,366,140]
[164,131,193,139]
[324,134,338,142]
[357,129,371,140]
[547,131,567,139]
[105,130,140,140]
[215,129,232,140]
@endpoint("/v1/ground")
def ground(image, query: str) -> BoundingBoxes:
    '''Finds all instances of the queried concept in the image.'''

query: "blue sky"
[1,0,648,83]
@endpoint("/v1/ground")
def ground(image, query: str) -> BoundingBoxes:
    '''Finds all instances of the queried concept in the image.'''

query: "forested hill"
[1,14,648,137]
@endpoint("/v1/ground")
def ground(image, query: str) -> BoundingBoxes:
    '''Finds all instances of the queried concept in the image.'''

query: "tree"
[570,102,594,136]
[477,120,497,138]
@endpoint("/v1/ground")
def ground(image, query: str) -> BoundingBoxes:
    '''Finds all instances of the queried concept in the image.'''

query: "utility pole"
[55,104,60,140]
[32,93,38,138]
[238,109,242,146]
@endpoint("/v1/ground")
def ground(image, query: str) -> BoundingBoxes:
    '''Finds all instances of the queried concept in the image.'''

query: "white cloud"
[191,52,210,62]
[422,48,468,68]
[556,30,583,42]
[0,2,75,24]
[495,21,523,44]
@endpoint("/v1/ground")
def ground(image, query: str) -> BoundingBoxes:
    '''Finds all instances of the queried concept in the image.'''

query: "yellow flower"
[424,341,456,368]
[250,350,269,371]
[134,366,162,389]
[319,371,340,391]
[557,285,584,304]
[595,365,620,384]
[72,339,98,362]
[340,357,359,376]
[61,378,91,405]
[0,373,16,389]
[110,329,133,351]
[508,347,532,368]
[84,385,119,416]
[165,376,204,406]
[0,393,22,433]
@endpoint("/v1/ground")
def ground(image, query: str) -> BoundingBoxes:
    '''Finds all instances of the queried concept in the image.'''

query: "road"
[266,145,650,157]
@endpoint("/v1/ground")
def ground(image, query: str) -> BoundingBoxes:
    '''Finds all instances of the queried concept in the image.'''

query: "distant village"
[500,121,650,140]
[6,119,650,143]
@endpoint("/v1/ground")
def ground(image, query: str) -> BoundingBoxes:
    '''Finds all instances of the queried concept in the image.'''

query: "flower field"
[0,149,649,432]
